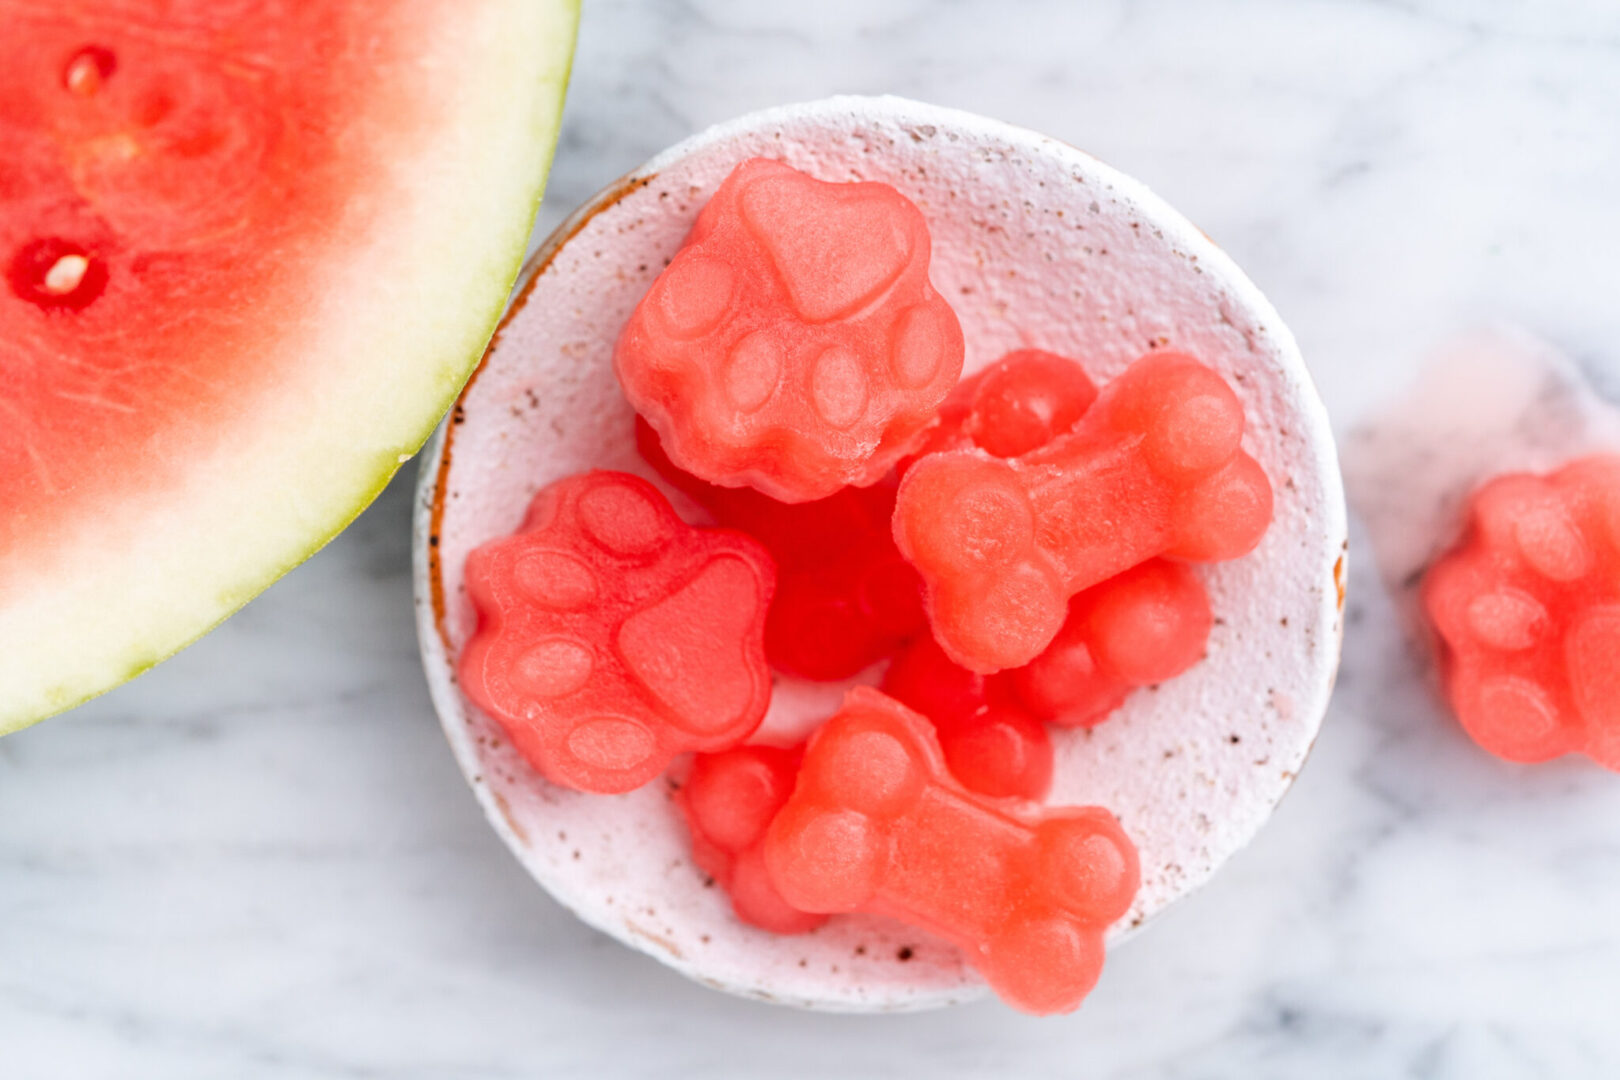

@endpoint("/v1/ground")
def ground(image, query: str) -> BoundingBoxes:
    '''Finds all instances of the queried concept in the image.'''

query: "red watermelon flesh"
[0,0,578,731]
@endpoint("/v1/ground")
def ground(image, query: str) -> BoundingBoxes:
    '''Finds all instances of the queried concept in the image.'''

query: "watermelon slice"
[0,1,578,732]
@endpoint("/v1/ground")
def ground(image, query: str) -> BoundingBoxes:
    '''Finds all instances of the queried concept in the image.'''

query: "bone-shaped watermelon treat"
[460,471,775,794]
[1010,558,1213,728]
[763,688,1139,1015]
[882,634,1053,800]
[899,349,1213,728]
[1422,454,1620,769]
[637,416,925,679]
[615,157,964,503]
[679,744,826,934]
[894,350,1272,672]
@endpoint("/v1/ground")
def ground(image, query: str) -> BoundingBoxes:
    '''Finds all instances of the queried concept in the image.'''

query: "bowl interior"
[414,96,1346,1012]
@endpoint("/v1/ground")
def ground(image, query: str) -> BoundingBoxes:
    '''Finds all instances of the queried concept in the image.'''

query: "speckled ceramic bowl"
[412,96,1347,1012]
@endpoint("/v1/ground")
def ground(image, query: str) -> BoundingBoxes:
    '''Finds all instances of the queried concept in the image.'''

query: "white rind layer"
[1,0,579,734]
[414,96,1347,1012]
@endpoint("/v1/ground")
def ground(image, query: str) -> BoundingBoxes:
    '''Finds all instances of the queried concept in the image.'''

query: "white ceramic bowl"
[412,96,1346,1012]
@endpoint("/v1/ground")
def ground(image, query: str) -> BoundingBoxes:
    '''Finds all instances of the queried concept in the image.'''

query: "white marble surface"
[5,1,1620,1076]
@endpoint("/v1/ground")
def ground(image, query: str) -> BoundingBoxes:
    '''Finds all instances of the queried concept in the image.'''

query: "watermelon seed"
[44,256,89,295]
[8,238,108,311]
[64,47,117,97]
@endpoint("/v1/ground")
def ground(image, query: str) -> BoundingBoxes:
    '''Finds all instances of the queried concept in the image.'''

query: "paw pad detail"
[460,471,776,793]
[762,688,1139,1015]
[616,158,964,503]
[1423,455,1620,768]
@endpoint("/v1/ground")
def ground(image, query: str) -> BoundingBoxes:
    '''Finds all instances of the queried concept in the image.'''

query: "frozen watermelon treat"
[1423,454,1620,768]
[680,744,826,934]
[637,417,925,679]
[616,158,964,503]
[898,347,1214,730]
[896,351,1272,672]
[913,348,1101,462]
[1011,559,1213,728]
[964,349,1101,457]
[764,687,1139,1015]
[460,471,776,793]
[882,634,1054,800]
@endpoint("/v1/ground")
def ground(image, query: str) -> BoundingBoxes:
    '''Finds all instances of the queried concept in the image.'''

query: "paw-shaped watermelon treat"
[616,157,964,503]
[894,351,1272,671]
[460,471,776,794]
[1010,558,1212,728]
[763,688,1139,1015]
[882,634,1053,800]
[1422,454,1620,768]
[679,744,825,934]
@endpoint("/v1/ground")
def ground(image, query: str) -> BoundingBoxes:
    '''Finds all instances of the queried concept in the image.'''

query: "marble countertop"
[5,2,1620,1076]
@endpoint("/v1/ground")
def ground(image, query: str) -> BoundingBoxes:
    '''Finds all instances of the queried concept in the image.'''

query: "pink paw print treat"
[680,745,825,934]
[1011,559,1212,728]
[615,157,965,503]
[1422,455,1620,768]
[894,351,1272,672]
[882,634,1053,800]
[763,688,1139,1014]
[460,471,776,794]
